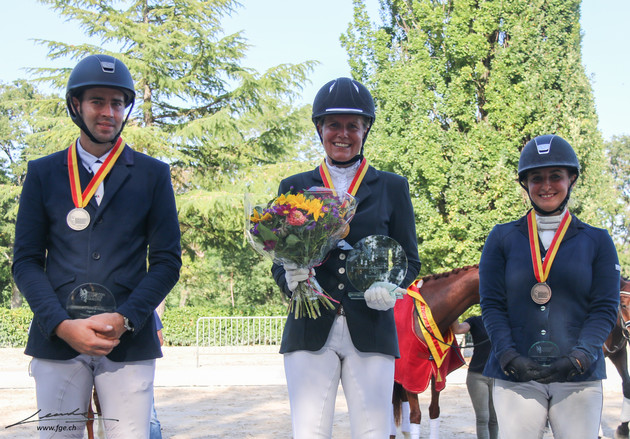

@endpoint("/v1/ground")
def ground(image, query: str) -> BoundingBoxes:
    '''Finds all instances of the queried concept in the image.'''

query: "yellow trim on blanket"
[407,288,455,368]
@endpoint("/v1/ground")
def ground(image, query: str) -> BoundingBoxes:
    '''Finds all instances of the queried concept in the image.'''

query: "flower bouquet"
[246,187,357,319]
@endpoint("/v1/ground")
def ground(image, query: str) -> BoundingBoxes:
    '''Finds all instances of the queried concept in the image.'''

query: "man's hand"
[89,312,127,339]
[54,318,120,356]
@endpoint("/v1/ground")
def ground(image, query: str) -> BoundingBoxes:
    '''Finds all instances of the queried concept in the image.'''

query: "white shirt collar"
[76,139,113,172]
[324,157,361,195]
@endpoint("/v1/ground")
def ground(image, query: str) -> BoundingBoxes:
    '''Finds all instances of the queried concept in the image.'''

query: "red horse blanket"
[394,282,465,393]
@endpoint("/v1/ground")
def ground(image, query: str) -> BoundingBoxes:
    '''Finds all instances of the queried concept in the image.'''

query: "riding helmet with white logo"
[312,77,376,165]
[518,134,580,182]
[66,54,136,144]
[518,134,580,214]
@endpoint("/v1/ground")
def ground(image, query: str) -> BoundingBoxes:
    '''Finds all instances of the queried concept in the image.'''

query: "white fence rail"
[195,316,287,367]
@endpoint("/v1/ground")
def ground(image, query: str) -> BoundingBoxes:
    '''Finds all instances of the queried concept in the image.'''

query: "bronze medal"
[67,207,90,231]
[531,282,552,305]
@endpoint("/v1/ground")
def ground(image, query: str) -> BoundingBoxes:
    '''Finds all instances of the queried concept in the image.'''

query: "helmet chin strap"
[329,154,363,166]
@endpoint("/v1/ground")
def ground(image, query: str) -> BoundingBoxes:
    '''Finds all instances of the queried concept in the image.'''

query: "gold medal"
[66,207,90,231]
[530,282,552,305]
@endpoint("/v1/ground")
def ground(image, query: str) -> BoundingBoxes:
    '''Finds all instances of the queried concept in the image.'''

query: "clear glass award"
[66,283,116,319]
[527,341,560,367]
[346,235,408,299]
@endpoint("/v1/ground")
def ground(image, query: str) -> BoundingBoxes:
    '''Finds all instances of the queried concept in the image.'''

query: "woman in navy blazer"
[479,135,620,439]
[12,55,181,438]
[271,78,420,438]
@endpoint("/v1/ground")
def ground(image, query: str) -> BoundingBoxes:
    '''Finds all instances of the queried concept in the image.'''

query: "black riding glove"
[537,354,587,384]
[504,355,546,382]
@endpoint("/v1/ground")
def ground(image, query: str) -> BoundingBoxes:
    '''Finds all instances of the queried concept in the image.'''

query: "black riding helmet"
[312,77,375,166]
[66,54,136,144]
[518,134,580,215]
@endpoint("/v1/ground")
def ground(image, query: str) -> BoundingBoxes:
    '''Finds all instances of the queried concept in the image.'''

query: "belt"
[336,305,345,316]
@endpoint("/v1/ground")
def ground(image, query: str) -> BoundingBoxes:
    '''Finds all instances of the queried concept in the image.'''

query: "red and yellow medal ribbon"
[68,137,124,208]
[319,158,369,197]
[407,280,454,368]
[527,209,571,283]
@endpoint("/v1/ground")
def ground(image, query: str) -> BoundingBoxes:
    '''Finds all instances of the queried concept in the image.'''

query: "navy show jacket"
[271,164,421,357]
[13,144,182,362]
[480,212,620,381]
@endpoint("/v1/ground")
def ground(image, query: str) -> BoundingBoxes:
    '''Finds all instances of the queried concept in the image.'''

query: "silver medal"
[67,207,90,231]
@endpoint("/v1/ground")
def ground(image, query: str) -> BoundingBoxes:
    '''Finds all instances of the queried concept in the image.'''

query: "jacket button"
[540,330,547,336]
[540,306,546,311]
[339,254,346,260]
[337,283,345,290]
[92,252,101,260]
[338,267,346,274]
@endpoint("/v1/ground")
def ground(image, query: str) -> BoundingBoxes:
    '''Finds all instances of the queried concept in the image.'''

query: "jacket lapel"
[92,145,134,213]
[353,164,376,205]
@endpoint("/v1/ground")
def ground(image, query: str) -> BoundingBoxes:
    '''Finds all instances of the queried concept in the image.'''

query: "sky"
[1,0,628,140]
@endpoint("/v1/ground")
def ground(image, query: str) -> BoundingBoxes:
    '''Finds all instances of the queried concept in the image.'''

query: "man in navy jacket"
[12,54,181,438]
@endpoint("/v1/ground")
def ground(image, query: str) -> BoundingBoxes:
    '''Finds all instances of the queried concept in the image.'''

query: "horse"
[604,277,630,439]
[392,265,480,439]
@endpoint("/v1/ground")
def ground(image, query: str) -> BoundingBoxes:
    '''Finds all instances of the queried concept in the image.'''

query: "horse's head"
[619,277,630,339]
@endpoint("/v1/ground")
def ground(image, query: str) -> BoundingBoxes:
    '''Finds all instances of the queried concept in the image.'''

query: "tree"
[0,81,68,307]
[11,0,317,307]
[342,0,616,274]
[606,135,630,276]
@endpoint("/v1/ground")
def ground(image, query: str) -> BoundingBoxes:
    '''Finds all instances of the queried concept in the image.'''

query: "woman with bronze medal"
[479,135,620,438]
[271,78,421,438]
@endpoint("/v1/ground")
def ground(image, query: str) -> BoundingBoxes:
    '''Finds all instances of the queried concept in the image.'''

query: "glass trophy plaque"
[66,283,116,319]
[346,235,408,299]
[527,341,560,367]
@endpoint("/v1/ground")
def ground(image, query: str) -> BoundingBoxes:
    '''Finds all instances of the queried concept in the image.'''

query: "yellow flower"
[250,209,272,223]
[305,199,323,221]
[274,192,324,221]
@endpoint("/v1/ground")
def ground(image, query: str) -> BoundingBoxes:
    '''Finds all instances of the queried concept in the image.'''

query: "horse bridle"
[619,291,630,341]
[603,291,630,355]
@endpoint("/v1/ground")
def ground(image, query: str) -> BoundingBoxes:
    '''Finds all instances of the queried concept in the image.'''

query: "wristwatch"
[123,316,134,332]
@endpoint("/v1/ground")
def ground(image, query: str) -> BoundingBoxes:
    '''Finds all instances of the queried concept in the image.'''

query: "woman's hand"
[364,282,403,311]
[283,263,311,293]
[504,355,546,382]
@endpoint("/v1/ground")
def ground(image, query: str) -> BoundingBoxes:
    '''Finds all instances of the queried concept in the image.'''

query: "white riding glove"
[364,281,404,311]
[284,263,311,293]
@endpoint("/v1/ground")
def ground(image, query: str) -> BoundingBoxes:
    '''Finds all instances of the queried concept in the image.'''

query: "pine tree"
[15,0,317,306]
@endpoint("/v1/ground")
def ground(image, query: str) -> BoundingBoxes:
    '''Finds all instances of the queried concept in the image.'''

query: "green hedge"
[0,305,288,348]
[0,307,33,347]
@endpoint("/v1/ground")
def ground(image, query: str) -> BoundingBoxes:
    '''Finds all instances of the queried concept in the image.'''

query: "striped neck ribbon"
[68,137,124,208]
[527,209,572,283]
[319,158,369,197]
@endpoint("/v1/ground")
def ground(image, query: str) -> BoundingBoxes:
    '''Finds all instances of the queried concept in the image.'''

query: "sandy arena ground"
[0,346,626,438]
